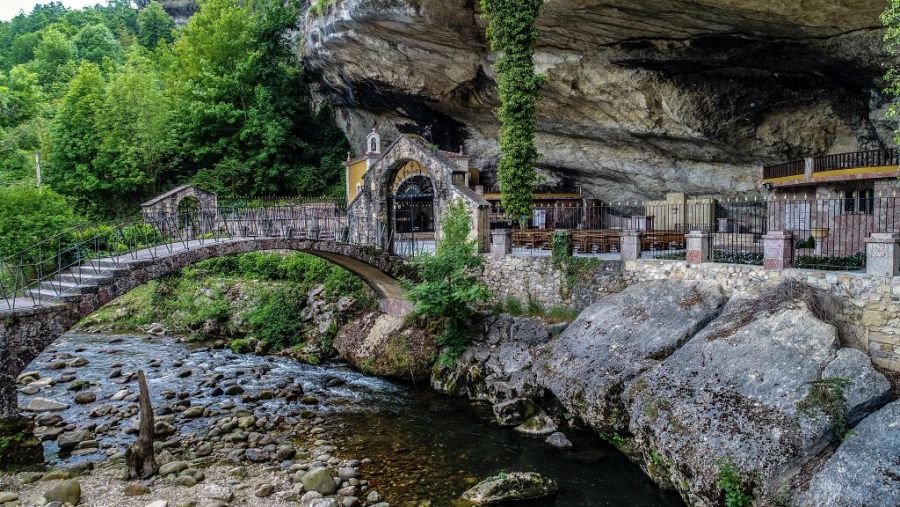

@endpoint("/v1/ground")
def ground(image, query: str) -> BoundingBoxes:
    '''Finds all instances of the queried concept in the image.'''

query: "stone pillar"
[763,230,794,270]
[866,233,900,278]
[685,231,711,264]
[491,229,512,259]
[620,230,641,261]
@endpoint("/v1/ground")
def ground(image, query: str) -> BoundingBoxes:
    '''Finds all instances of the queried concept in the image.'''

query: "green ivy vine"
[480,0,544,223]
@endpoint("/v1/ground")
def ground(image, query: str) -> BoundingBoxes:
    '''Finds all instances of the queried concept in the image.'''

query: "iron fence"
[489,195,900,270]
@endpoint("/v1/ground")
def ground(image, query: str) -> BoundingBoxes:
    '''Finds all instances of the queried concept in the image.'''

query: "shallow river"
[20,332,683,506]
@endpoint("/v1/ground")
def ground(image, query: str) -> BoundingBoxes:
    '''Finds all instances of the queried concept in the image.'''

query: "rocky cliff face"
[303,0,893,199]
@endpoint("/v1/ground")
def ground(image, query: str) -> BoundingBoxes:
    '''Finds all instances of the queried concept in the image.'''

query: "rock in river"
[534,280,726,432]
[798,400,900,507]
[26,397,69,412]
[461,472,558,504]
[302,467,338,495]
[624,284,891,506]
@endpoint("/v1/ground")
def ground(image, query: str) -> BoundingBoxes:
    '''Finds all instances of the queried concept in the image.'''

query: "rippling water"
[21,333,683,506]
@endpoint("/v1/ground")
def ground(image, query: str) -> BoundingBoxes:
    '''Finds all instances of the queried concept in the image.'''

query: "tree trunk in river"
[124,369,158,480]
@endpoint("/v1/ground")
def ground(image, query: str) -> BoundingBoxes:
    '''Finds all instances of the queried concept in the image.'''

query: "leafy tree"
[168,0,348,196]
[95,48,174,202]
[480,0,544,223]
[406,201,490,363]
[0,184,80,260]
[137,1,175,49]
[72,23,123,65]
[46,61,107,213]
[29,27,73,85]
[0,66,42,128]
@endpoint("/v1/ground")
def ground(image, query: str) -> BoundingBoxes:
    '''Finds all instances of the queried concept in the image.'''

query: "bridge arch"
[0,237,415,433]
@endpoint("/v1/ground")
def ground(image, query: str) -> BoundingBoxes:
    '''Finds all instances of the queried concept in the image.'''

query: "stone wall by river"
[480,256,900,372]
[432,280,900,507]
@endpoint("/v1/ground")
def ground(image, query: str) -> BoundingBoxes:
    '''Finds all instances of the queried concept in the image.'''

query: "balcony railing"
[764,148,900,180]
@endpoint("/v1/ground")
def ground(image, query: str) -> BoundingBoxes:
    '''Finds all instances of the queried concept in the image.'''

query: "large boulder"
[432,314,548,402]
[624,284,891,506]
[461,472,558,505]
[534,281,726,431]
[333,311,436,380]
[798,400,900,507]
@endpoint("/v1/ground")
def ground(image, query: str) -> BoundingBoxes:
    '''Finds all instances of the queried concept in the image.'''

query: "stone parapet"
[620,230,641,261]
[866,233,900,278]
[763,230,794,270]
[685,231,711,264]
[491,229,512,259]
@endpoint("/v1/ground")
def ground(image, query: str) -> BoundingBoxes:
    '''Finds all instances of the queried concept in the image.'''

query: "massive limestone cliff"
[303,0,894,199]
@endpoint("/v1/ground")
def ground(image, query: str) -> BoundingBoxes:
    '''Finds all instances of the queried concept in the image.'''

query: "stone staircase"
[22,259,126,303]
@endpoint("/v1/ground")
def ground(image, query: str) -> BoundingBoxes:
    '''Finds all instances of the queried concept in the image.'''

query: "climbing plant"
[480,0,544,223]
[882,0,900,142]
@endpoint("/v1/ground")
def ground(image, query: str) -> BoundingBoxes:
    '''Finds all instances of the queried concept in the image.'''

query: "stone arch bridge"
[0,189,417,464]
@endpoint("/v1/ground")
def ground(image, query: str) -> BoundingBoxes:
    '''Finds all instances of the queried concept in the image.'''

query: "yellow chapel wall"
[346,159,368,204]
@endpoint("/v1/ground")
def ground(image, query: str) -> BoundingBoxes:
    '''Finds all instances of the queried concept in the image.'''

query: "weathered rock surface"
[461,471,558,505]
[304,0,891,199]
[798,400,900,507]
[431,314,551,425]
[333,311,436,380]
[533,281,725,431]
[624,287,891,506]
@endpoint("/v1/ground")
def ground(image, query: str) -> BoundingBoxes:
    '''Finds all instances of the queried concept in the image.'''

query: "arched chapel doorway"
[388,160,436,255]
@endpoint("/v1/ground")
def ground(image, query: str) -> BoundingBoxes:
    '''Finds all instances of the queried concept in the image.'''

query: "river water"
[20,332,683,506]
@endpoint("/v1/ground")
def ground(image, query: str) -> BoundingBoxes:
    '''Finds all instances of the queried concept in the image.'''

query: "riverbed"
[16,332,683,506]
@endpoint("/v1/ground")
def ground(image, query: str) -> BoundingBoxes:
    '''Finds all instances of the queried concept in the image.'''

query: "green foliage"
[795,253,865,271]
[798,377,852,440]
[1,0,349,218]
[72,23,123,65]
[717,458,753,507]
[480,0,543,222]
[0,184,80,259]
[406,200,491,363]
[548,230,601,292]
[712,251,763,265]
[883,1,900,142]
[170,0,349,197]
[137,1,176,49]
[246,284,306,349]
[46,60,107,213]
[308,0,336,17]
[230,338,253,353]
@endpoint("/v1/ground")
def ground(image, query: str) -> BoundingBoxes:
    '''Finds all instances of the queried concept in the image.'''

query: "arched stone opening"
[387,160,437,255]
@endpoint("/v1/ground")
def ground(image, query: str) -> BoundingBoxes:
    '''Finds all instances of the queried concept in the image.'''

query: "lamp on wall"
[762,182,774,191]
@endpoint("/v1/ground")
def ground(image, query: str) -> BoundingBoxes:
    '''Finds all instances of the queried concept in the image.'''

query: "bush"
[246,284,307,349]
[0,184,81,260]
[406,200,491,363]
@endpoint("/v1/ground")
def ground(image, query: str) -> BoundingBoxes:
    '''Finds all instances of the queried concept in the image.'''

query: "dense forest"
[0,0,348,226]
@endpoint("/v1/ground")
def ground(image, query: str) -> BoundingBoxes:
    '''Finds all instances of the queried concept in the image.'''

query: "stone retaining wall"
[479,256,623,309]
[623,260,900,371]
[479,255,900,371]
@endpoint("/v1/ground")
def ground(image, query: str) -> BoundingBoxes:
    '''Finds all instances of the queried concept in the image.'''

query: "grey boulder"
[534,280,726,431]
[461,471,558,505]
[798,400,900,507]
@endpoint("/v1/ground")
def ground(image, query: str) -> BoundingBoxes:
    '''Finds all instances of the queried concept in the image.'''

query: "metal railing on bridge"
[0,204,405,310]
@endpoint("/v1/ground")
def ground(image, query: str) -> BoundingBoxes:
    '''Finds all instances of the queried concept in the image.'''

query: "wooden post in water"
[124,370,159,480]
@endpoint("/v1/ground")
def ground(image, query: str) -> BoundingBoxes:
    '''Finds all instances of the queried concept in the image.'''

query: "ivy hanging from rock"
[480,0,544,223]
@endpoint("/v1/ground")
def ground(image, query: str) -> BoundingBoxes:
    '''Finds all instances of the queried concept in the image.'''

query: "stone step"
[22,287,81,302]
[55,272,113,285]
[38,280,98,294]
